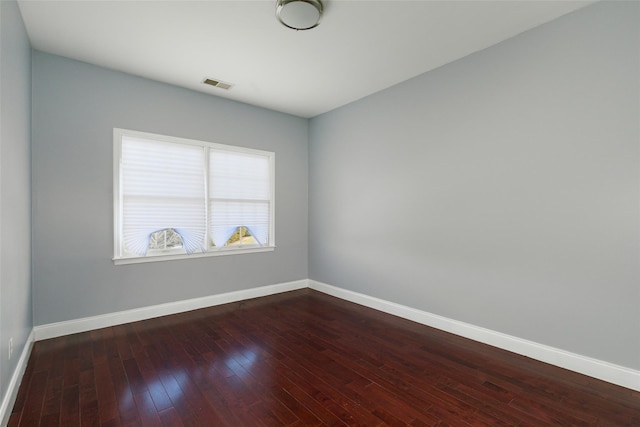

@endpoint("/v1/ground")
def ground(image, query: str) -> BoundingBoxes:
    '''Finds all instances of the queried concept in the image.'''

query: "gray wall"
[32,52,308,326]
[309,1,640,370]
[0,0,32,405]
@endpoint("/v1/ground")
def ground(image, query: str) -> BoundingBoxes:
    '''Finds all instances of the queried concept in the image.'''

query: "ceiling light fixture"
[276,0,323,31]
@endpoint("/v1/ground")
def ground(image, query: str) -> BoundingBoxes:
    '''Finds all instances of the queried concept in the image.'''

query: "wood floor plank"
[93,358,120,425]
[60,384,80,426]
[132,390,162,427]
[17,369,48,426]
[157,407,183,427]
[39,374,63,420]
[9,289,640,426]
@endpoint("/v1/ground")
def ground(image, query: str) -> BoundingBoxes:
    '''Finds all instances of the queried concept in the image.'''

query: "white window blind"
[121,137,206,256]
[114,129,274,263]
[209,150,271,247]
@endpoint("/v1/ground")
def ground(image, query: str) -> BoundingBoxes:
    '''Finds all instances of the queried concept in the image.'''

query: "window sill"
[113,246,275,265]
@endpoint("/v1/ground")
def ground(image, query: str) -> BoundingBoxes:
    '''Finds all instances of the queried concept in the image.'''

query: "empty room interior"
[1,0,639,425]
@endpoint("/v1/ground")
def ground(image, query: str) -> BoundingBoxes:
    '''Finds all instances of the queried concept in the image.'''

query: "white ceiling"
[17,0,594,118]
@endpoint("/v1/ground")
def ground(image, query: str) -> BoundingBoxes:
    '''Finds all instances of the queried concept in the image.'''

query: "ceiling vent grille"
[202,78,233,90]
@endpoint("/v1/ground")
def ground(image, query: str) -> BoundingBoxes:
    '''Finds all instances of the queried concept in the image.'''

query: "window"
[113,128,274,264]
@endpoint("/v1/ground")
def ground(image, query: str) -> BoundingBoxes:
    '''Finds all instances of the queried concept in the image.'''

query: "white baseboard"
[308,280,640,392]
[0,330,35,427]
[28,278,640,393]
[34,279,308,341]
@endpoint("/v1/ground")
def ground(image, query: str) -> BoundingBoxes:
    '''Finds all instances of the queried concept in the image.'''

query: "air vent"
[202,78,233,90]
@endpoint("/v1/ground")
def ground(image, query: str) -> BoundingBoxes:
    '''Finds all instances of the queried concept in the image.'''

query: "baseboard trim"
[33,279,308,341]
[29,278,640,393]
[0,330,35,427]
[308,280,640,392]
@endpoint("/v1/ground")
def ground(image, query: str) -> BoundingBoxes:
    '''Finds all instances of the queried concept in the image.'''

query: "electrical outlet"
[8,337,13,360]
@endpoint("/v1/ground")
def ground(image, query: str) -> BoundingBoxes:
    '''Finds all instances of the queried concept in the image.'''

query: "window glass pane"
[149,228,184,251]
[225,226,258,246]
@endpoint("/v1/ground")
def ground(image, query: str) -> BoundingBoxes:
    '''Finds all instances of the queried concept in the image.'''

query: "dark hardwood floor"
[8,289,640,426]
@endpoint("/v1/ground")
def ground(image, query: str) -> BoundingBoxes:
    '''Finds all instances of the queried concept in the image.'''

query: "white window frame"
[113,128,275,265]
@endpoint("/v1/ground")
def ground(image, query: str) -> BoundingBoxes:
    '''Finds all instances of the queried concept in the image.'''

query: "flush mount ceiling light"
[276,0,323,31]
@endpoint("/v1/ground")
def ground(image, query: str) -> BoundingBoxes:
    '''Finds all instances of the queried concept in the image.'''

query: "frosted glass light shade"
[276,0,323,30]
